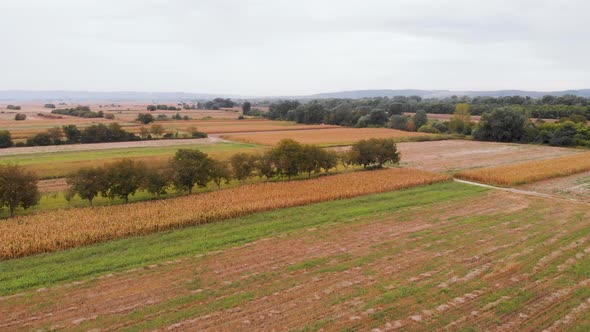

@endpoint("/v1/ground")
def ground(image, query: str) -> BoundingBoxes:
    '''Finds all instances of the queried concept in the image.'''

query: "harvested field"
[0,141,257,179]
[0,168,449,259]
[1,183,590,331]
[395,140,583,173]
[456,152,590,186]
[222,127,437,146]
[519,170,590,202]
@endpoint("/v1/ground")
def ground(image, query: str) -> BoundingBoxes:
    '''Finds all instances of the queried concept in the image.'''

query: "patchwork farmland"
[1,102,590,331]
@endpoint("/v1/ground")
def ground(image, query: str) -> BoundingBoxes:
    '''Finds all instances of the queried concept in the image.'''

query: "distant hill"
[2,89,590,101]
[305,89,590,99]
[0,90,239,102]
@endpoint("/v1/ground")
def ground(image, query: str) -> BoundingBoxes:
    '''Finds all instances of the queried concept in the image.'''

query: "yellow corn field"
[456,152,590,186]
[0,168,449,259]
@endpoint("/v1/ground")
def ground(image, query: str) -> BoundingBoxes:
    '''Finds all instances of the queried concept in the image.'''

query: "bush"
[44,104,56,109]
[350,138,400,168]
[136,113,154,124]
[418,124,441,134]
[0,130,13,148]
[7,105,21,110]
[26,133,53,146]
[52,106,98,118]
[104,113,115,120]
[191,131,208,138]
[14,113,26,121]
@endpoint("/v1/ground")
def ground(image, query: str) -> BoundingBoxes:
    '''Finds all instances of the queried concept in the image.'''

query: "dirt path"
[1,189,589,331]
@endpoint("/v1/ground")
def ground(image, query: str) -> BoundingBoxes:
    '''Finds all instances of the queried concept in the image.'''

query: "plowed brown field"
[1,189,589,331]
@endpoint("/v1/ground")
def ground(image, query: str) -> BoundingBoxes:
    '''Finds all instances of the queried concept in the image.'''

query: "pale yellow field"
[456,152,590,186]
[222,127,437,146]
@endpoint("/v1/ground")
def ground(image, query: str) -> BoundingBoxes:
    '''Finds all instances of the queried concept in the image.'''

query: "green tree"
[137,113,154,124]
[170,149,211,194]
[270,139,304,179]
[449,103,472,134]
[66,167,108,206]
[413,109,428,130]
[473,107,528,142]
[62,125,81,143]
[104,159,146,203]
[14,113,26,121]
[351,138,400,168]
[142,169,171,198]
[230,152,257,182]
[26,133,53,146]
[255,153,276,180]
[317,149,338,174]
[389,115,409,130]
[0,130,13,148]
[209,159,232,189]
[242,101,252,115]
[300,145,323,178]
[0,164,40,218]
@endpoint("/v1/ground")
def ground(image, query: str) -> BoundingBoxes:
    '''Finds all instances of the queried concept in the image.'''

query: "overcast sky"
[0,0,588,96]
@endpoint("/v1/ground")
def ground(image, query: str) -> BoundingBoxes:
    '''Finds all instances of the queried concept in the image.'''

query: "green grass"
[0,182,487,296]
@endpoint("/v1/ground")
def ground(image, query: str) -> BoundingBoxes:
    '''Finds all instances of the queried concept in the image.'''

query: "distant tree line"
[146,104,181,111]
[1,122,208,149]
[51,106,103,118]
[0,138,399,217]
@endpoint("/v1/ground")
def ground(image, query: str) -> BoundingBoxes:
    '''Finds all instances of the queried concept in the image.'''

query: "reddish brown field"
[395,140,582,173]
[2,188,589,331]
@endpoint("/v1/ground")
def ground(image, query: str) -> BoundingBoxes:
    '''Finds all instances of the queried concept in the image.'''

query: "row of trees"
[0,138,400,217]
[51,106,102,118]
[265,96,590,126]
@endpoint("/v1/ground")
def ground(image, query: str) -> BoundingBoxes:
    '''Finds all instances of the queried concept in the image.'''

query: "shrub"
[136,113,154,124]
[0,131,13,148]
[14,113,26,121]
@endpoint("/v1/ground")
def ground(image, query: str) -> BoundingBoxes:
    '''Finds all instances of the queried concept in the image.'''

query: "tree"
[242,101,252,115]
[103,159,146,203]
[209,159,232,189]
[230,152,256,182]
[47,127,63,144]
[62,125,81,143]
[66,167,108,206]
[473,107,528,142]
[300,145,323,178]
[146,105,157,111]
[317,149,338,174]
[142,169,171,198]
[137,113,154,124]
[0,130,13,148]
[338,150,355,170]
[390,115,409,130]
[449,103,472,134]
[44,103,56,109]
[150,124,165,138]
[170,149,211,194]
[255,153,276,180]
[350,138,400,168]
[139,126,149,139]
[413,110,428,130]
[0,164,40,218]
[270,139,304,180]
[26,133,53,146]
[14,113,26,121]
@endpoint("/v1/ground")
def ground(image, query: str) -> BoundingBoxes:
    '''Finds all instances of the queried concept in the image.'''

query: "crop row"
[456,152,590,186]
[0,168,449,259]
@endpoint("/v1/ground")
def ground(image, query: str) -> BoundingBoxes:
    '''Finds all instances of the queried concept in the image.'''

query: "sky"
[0,0,588,96]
